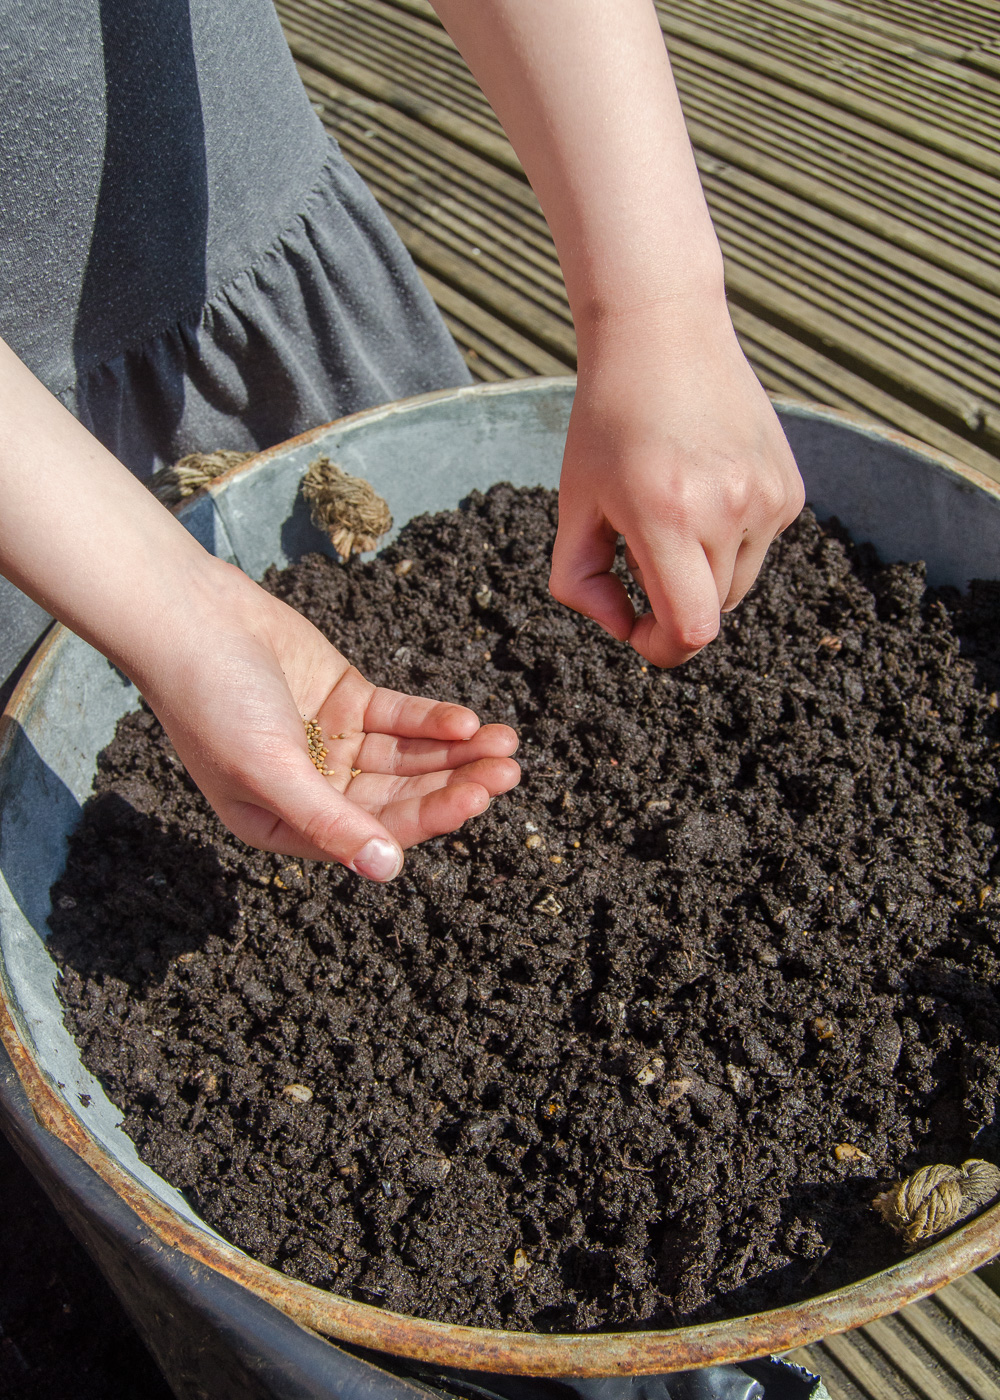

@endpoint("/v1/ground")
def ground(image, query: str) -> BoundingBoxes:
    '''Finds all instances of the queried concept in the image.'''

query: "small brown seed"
[812,1016,836,1040]
[525,833,543,850]
[282,1083,313,1103]
[635,1056,665,1087]
[512,1247,530,1277]
[549,854,563,865]
[835,1142,871,1162]
[534,892,564,917]
[394,558,413,577]
[304,717,328,773]
[818,635,842,652]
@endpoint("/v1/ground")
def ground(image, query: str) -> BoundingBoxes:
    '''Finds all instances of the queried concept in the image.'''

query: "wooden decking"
[277,0,1000,484]
[785,1271,1000,1400]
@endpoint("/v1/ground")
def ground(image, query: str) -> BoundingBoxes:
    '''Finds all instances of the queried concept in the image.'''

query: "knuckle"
[299,806,353,856]
[676,612,720,652]
[547,566,574,609]
[719,471,754,519]
[758,472,788,516]
[666,476,704,532]
[787,472,807,518]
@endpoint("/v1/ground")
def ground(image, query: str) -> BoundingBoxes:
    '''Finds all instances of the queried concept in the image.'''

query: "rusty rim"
[3,383,1000,1375]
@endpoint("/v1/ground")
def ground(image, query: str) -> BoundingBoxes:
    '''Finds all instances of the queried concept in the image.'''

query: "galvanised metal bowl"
[3,378,1000,1389]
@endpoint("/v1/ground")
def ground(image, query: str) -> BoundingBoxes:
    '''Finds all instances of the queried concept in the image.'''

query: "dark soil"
[49,486,1000,1333]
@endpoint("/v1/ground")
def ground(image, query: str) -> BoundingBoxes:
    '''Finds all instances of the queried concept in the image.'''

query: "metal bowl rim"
[3,380,999,1375]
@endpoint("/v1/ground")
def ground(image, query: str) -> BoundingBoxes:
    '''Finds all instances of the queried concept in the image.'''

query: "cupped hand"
[550,310,805,668]
[135,561,520,880]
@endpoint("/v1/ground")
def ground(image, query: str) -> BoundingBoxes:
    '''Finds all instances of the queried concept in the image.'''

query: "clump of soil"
[49,486,1000,1333]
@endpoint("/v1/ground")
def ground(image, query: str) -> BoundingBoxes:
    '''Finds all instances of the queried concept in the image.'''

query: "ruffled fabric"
[68,142,472,479]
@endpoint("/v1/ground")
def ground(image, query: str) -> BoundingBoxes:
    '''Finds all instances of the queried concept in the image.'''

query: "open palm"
[140,562,520,880]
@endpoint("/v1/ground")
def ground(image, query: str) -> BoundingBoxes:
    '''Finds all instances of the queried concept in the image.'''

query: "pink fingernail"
[353,838,402,882]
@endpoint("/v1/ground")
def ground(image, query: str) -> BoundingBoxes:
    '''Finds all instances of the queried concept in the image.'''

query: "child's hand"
[424,1,805,670]
[0,341,517,884]
[137,562,520,881]
[550,311,804,668]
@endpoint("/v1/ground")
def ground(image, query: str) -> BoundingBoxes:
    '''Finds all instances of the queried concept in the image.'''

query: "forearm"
[0,337,519,874]
[426,0,726,342]
[428,1,802,668]
[0,337,226,691]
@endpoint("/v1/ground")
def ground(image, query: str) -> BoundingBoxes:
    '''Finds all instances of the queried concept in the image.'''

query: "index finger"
[626,532,722,668]
[363,686,483,741]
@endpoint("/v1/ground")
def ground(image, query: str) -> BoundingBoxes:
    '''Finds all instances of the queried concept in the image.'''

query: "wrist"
[573,279,738,380]
[99,545,248,700]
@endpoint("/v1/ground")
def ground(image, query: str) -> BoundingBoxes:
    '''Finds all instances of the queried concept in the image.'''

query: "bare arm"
[0,338,519,877]
[429,0,805,665]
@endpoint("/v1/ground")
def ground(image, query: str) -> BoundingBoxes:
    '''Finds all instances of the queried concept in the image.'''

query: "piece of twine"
[149,450,256,506]
[873,1159,1000,1251]
[149,450,392,562]
[300,455,392,558]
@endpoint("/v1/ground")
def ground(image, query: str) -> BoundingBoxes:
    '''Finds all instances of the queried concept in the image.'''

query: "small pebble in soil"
[834,1143,872,1164]
[48,486,1000,1334]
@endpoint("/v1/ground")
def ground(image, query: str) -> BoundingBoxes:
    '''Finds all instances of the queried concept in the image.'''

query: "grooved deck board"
[794,1275,1000,1399]
[279,0,1000,481]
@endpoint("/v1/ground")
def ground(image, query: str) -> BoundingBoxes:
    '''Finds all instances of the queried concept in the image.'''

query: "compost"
[50,485,1000,1332]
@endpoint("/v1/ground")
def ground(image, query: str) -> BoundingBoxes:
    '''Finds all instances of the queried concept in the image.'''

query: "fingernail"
[353,838,402,882]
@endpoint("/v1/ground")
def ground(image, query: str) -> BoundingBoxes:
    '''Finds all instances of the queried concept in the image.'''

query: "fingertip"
[551,570,635,642]
[351,836,404,882]
[449,780,492,821]
[441,704,481,740]
[628,615,691,670]
[494,757,522,792]
[479,722,520,756]
[469,782,492,816]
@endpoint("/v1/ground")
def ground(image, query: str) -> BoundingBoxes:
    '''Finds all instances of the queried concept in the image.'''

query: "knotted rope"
[873,1159,1000,1251]
[149,450,255,505]
[150,449,391,560]
[300,455,392,558]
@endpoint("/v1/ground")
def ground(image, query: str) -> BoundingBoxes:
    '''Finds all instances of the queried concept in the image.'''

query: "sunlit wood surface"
[277,0,1000,482]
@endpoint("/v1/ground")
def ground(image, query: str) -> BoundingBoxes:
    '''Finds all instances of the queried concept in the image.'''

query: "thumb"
[213,759,404,881]
[549,505,634,642]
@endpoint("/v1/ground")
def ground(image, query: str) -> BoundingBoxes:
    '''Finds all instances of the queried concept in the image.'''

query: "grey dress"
[0,0,471,479]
